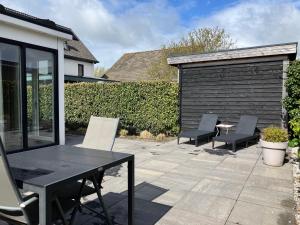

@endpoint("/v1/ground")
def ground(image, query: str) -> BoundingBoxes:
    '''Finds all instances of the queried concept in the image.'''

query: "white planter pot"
[260,139,288,167]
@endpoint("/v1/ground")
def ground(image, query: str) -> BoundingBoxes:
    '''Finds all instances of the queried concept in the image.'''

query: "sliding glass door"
[0,39,58,152]
[0,43,23,151]
[26,48,55,148]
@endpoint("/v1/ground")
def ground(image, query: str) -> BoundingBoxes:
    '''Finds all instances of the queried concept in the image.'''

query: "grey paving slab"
[228,200,295,225]
[239,186,294,209]
[252,165,293,181]
[132,183,170,201]
[216,157,257,174]
[139,160,179,172]
[181,158,221,169]
[174,192,236,220]
[151,152,195,164]
[246,175,293,194]
[5,135,289,225]
[205,168,249,184]
[170,164,212,178]
[108,197,172,225]
[135,168,164,183]
[191,152,227,163]
[153,190,188,206]
[155,208,226,225]
[101,176,132,195]
[133,151,154,162]
[229,152,260,160]
[192,178,244,199]
[150,172,200,191]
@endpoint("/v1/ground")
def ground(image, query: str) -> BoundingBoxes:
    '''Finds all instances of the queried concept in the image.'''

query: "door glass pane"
[0,43,23,151]
[26,48,55,147]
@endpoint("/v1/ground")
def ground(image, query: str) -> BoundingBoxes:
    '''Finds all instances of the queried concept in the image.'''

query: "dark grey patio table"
[7,145,135,225]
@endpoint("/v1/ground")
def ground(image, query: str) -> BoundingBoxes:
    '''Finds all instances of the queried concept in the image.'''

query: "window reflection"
[26,48,55,147]
[0,43,22,151]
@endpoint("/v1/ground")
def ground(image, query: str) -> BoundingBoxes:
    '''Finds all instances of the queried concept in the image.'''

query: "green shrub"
[283,60,300,145]
[261,127,288,142]
[283,60,300,113]
[64,82,179,135]
[288,138,299,147]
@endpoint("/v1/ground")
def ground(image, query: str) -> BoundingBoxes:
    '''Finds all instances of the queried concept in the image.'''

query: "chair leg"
[69,207,78,225]
[212,140,215,149]
[92,176,113,225]
[54,197,68,225]
[69,178,87,225]
[195,138,198,147]
[177,137,180,145]
[232,143,236,152]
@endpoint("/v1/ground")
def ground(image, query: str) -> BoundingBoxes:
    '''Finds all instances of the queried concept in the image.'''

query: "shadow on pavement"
[75,182,172,225]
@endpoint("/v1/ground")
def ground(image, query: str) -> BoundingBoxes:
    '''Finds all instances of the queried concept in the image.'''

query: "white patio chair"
[76,116,119,151]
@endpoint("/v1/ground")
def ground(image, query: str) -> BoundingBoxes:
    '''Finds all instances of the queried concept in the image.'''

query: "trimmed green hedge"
[64,82,179,135]
[284,60,300,139]
[284,60,300,114]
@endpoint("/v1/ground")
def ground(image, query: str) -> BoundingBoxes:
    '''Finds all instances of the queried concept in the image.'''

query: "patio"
[61,135,294,225]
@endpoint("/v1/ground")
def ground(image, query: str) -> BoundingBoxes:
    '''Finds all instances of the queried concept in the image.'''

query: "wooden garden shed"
[167,42,298,132]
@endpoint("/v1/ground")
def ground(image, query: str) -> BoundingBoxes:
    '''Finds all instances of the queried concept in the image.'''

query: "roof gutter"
[0,14,73,41]
[64,55,99,64]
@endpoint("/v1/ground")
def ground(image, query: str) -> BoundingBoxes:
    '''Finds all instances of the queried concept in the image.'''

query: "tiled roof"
[64,40,98,63]
[105,50,162,82]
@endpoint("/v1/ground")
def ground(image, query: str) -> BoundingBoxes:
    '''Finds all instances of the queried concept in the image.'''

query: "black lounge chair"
[178,114,218,147]
[212,115,258,152]
[0,137,76,225]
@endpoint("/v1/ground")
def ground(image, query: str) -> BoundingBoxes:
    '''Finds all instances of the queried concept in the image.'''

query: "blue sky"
[1,0,300,68]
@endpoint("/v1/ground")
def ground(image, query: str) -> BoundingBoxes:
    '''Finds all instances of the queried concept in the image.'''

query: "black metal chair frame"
[212,115,258,152]
[178,114,218,147]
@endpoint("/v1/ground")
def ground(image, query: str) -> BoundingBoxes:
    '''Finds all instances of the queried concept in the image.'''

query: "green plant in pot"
[260,127,288,167]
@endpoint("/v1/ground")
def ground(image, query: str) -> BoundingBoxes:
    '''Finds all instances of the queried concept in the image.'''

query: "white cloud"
[1,0,300,67]
[0,0,186,67]
[196,0,300,48]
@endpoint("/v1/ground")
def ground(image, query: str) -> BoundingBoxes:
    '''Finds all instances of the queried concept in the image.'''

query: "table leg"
[39,188,52,225]
[128,157,135,225]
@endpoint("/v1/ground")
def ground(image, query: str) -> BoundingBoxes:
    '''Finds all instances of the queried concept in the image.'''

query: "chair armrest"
[20,196,38,209]
[0,205,23,216]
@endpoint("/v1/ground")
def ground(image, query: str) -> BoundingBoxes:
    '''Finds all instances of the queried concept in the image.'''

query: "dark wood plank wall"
[181,60,284,131]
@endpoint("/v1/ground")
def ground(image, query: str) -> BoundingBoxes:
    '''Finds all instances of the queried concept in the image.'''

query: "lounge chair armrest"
[20,196,38,209]
[0,205,23,216]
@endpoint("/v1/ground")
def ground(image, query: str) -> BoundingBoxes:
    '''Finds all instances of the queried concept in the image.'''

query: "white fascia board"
[0,14,73,40]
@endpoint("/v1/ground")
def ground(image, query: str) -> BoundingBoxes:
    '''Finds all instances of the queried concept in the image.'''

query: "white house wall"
[64,58,95,77]
[0,19,69,145]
